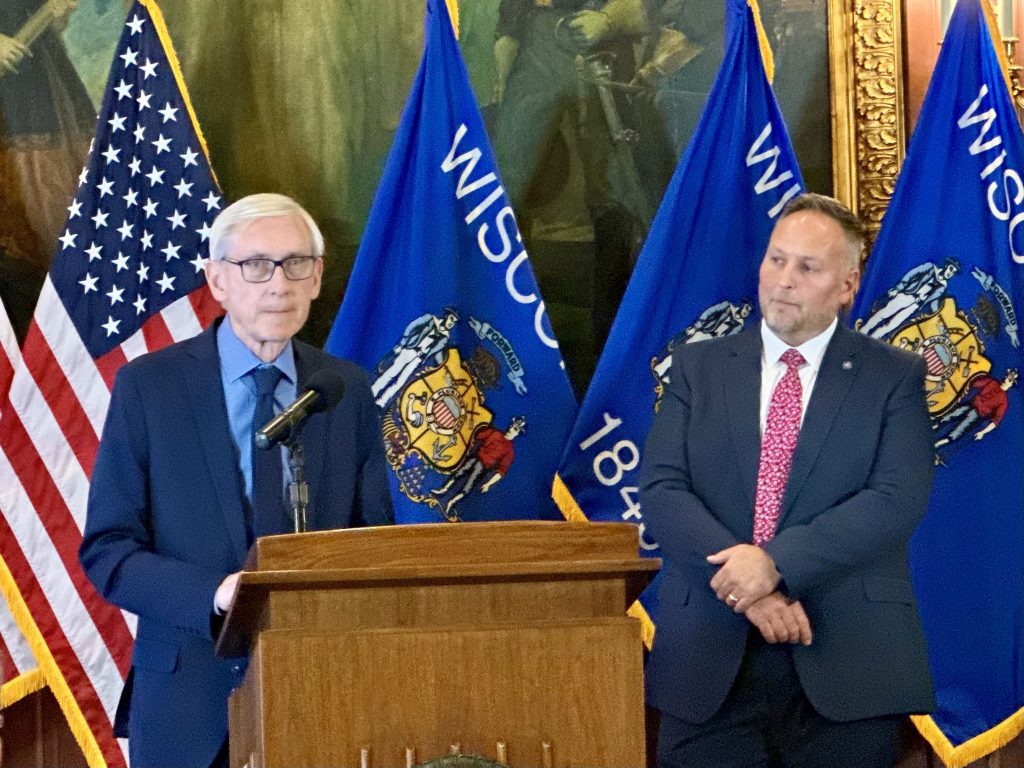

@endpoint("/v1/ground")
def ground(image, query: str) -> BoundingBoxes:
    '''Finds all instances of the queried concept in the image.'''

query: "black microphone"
[255,369,346,450]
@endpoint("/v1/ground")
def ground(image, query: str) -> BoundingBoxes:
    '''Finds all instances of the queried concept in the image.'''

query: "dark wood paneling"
[1,688,87,768]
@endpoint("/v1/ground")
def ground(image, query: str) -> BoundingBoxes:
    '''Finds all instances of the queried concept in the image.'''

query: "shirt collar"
[760,317,838,372]
[216,316,297,385]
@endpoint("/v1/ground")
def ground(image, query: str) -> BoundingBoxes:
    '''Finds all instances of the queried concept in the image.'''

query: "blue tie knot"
[252,365,282,397]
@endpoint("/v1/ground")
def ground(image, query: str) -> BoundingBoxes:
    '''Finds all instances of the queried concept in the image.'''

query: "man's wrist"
[776,576,789,597]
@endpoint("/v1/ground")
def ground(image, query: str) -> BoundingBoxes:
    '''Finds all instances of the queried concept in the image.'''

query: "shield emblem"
[891,297,991,416]
[399,349,493,471]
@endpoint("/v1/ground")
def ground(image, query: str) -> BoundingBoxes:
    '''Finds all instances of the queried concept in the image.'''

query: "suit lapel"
[778,324,862,524]
[293,342,326,530]
[182,323,250,561]
[723,328,763,512]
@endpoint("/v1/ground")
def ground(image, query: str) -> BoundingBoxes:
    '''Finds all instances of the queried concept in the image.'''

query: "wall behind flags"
[0,0,831,395]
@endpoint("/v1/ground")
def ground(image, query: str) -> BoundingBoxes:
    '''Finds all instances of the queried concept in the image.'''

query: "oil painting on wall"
[1,0,832,392]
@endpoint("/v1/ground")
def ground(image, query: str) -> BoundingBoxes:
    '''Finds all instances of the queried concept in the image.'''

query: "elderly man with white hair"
[80,193,392,768]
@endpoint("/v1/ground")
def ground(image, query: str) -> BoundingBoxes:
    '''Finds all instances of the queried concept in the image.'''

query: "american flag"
[0,2,222,764]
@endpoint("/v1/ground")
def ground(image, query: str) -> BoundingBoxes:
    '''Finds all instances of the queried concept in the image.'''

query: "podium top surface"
[216,522,660,658]
[246,520,650,572]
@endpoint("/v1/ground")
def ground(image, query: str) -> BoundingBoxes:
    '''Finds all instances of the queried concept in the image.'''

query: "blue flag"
[851,0,1024,762]
[552,0,803,641]
[326,0,576,524]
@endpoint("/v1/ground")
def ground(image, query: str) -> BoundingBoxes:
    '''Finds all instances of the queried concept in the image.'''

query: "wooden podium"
[217,521,659,768]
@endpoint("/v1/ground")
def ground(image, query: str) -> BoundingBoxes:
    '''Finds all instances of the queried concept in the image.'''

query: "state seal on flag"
[891,297,991,417]
[372,309,530,521]
[398,349,492,472]
[864,262,1020,464]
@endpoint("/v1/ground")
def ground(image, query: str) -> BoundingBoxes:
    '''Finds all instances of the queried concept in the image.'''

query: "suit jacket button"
[231,663,242,675]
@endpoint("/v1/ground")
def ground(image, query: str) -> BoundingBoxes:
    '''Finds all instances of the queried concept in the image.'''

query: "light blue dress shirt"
[216,317,297,503]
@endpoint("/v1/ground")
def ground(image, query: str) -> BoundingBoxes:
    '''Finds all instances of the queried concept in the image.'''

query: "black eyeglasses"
[221,256,320,283]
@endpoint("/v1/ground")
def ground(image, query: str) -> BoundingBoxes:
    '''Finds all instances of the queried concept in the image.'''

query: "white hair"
[208,193,324,261]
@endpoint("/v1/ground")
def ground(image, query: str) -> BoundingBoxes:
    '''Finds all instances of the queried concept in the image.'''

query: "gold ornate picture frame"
[830,0,906,233]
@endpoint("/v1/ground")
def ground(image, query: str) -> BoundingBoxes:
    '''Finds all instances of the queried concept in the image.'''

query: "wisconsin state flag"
[326,0,576,524]
[851,0,1024,763]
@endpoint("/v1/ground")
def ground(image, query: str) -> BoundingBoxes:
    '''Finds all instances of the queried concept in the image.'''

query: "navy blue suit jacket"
[80,320,392,767]
[640,323,935,725]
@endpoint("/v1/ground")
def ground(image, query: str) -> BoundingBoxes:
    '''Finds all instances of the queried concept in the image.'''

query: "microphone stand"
[283,437,308,533]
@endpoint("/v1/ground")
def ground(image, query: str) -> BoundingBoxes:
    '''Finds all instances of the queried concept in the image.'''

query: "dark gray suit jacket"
[640,323,935,724]
[80,319,392,767]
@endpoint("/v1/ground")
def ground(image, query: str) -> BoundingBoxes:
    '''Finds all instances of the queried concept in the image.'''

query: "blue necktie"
[250,365,283,543]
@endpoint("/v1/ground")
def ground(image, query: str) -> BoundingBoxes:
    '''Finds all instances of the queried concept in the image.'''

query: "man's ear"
[845,266,861,301]
[309,258,324,300]
[205,260,227,302]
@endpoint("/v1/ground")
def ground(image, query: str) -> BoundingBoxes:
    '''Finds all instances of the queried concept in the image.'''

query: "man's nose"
[778,262,799,288]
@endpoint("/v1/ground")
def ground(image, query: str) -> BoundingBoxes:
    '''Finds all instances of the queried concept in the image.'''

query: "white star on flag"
[152,134,172,154]
[101,315,121,336]
[78,272,98,293]
[156,272,176,293]
[202,191,221,211]
[159,103,178,123]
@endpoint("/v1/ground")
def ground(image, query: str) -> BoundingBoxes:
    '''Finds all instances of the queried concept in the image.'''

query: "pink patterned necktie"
[753,348,806,546]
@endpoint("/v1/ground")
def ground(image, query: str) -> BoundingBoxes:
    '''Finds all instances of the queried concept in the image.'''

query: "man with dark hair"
[641,193,935,767]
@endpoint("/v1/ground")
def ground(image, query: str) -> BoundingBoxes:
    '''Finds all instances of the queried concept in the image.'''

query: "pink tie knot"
[781,348,806,369]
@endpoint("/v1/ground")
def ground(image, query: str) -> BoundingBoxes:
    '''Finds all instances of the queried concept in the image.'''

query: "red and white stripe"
[0,298,37,686]
[0,597,36,685]
[0,279,220,766]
